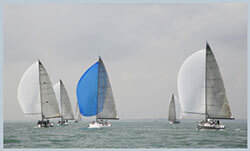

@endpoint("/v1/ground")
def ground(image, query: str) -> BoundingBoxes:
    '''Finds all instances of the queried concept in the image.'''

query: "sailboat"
[76,56,119,128]
[74,102,81,123]
[153,116,158,122]
[53,80,74,125]
[17,60,60,128]
[168,94,180,124]
[178,42,234,130]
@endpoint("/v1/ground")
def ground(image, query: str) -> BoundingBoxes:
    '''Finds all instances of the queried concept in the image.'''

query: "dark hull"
[169,120,180,124]
[37,120,54,128]
[57,120,69,126]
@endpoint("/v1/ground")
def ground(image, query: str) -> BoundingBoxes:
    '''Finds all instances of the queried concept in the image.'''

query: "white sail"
[178,49,206,117]
[54,80,74,120]
[178,43,233,119]
[17,61,41,120]
[18,61,60,119]
[205,44,232,119]
[168,94,177,121]
[75,102,81,121]
[96,58,118,119]
[54,82,61,113]
[39,61,60,119]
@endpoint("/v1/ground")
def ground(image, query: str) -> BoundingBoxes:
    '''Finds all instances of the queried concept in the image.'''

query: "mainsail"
[76,57,118,120]
[205,44,232,119]
[178,43,233,119]
[17,60,60,120]
[168,94,177,122]
[54,80,74,120]
[96,58,117,119]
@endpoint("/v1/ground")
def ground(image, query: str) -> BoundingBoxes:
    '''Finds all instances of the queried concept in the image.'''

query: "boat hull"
[197,122,225,130]
[57,120,69,126]
[37,121,54,128]
[57,123,68,126]
[169,120,180,124]
[88,122,111,128]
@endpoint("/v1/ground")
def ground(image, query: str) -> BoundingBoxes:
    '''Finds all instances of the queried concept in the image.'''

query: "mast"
[205,42,208,120]
[38,60,44,121]
[60,80,63,121]
[61,80,65,121]
[96,56,101,122]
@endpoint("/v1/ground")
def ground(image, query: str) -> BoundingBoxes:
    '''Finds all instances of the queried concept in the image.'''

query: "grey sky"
[4,3,247,121]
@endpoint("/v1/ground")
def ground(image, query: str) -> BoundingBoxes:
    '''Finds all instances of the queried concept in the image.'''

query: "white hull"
[197,121,225,130]
[88,122,111,128]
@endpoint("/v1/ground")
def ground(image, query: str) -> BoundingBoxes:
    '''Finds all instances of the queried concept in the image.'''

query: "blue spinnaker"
[77,62,99,116]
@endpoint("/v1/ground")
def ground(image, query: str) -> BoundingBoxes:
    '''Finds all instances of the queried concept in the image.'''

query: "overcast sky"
[3,3,247,121]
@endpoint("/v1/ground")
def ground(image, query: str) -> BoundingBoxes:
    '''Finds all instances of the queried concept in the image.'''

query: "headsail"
[54,80,74,120]
[76,57,118,120]
[54,82,61,113]
[177,49,206,117]
[205,43,232,119]
[17,61,41,120]
[168,94,177,122]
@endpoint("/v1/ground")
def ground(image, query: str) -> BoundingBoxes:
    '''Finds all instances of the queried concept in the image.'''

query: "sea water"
[4,119,247,148]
